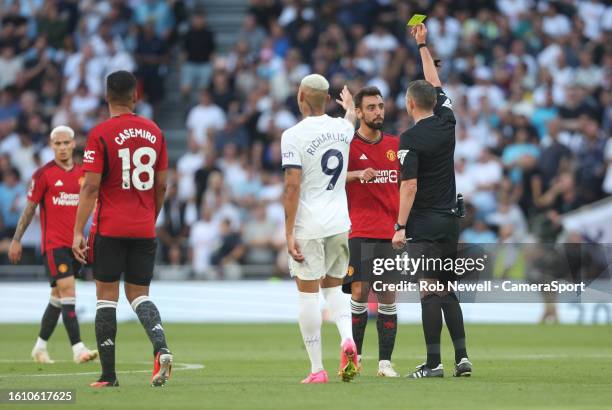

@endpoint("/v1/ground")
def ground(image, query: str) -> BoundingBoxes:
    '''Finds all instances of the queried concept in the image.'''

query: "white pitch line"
[0,361,204,378]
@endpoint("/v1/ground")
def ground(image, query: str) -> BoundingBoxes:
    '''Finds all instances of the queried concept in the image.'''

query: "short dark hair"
[406,80,436,110]
[106,70,136,104]
[354,86,383,109]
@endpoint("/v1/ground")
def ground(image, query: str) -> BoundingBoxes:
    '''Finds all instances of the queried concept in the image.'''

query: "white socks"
[71,341,85,355]
[298,291,323,373]
[321,286,353,343]
[34,337,47,351]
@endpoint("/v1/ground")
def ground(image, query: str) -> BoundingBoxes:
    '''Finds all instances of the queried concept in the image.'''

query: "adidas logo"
[55,180,64,187]
[359,154,368,160]
[101,339,114,347]
[152,324,164,332]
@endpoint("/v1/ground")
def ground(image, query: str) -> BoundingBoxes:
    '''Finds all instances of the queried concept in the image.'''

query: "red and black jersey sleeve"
[27,167,48,204]
[82,131,106,174]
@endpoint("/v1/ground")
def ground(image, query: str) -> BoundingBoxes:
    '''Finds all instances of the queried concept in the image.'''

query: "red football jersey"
[346,132,399,239]
[28,161,84,253]
[83,113,168,238]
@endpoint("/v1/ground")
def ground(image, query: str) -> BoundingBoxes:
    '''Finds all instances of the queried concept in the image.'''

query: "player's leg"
[90,235,123,387]
[31,280,61,364]
[403,234,444,378]
[52,248,97,363]
[125,238,172,387]
[375,288,399,377]
[440,291,471,376]
[438,220,471,377]
[350,281,368,366]
[343,238,368,366]
[93,281,120,386]
[290,238,327,384]
[55,275,97,364]
[321,231,357,382]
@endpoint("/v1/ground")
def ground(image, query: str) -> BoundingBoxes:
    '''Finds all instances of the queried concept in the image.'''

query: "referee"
[391,23,472,378]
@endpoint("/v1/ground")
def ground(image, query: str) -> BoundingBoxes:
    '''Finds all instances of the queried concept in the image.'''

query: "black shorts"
[407,210,459,281]
[342,238,391,294]
[44,247,81,288]
[93,234,157,286]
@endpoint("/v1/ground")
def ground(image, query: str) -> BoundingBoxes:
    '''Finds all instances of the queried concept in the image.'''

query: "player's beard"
[364,118,384,130]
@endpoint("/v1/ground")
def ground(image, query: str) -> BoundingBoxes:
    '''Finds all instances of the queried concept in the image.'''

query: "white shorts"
[289,231,349,281]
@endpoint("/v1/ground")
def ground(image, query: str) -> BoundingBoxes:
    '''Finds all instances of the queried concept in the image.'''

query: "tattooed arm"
[8,200,38,263]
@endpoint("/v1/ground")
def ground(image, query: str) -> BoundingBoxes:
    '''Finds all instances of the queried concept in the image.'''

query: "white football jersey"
[281,114,354,240]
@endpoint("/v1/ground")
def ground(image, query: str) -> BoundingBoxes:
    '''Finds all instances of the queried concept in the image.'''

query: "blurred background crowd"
[0,0,610,281]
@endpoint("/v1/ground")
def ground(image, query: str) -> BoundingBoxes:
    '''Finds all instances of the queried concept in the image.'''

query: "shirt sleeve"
[27,170,47,204]
[156,134,169,171]
[281,131,302,169]
[398,133,418,180]
[82,133,105,174]
[434,87,456,125]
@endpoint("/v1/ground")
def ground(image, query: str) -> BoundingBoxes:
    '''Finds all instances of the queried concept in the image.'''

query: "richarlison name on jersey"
[305,132,350,156]
[115,128,157,146]
[52,192,79,206]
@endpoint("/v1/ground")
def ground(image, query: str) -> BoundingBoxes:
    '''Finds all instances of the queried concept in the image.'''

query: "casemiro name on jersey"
[114,128,157,146]
[305,132,351,156]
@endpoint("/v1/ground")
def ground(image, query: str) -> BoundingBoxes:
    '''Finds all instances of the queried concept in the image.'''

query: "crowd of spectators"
[0,0,611,280]
[0,0,185,260]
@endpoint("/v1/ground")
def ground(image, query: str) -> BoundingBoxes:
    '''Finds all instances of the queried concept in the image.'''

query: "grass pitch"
[0,322,611,409]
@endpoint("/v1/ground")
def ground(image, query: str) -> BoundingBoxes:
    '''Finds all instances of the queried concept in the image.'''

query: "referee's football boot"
[151,348,173,387]
[453,358,472,377]
[406,362,444,378]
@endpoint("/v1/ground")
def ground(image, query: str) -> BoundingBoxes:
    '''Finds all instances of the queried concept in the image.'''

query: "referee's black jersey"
[398,87,456,211]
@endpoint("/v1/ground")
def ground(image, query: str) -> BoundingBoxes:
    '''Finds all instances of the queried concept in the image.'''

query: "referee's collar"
[415,114,435,124]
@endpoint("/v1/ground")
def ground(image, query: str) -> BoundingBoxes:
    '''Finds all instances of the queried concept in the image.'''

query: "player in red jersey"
[342,87,400,377]
[72,71,172,388]
[8,126,97,365]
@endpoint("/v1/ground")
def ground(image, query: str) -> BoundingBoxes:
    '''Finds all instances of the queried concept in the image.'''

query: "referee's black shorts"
[92,234,157,286]
[407,210,459,282]
[342,237,391,294]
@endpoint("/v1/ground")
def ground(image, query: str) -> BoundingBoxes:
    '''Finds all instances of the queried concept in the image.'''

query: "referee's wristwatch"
[394,223,406,231]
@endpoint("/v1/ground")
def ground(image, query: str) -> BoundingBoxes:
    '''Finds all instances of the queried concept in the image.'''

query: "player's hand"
[411,23,428,44]
[8,240,22,264]
[360,168,377,182]
[335,85,354,112]
[286,234,304,263]
[391,229,407,250]
[72,232,88,264]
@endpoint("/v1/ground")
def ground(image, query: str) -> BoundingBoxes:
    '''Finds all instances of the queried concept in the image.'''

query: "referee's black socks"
[441,293,468,363]
[421,294,442,368]
[95,300,118,381]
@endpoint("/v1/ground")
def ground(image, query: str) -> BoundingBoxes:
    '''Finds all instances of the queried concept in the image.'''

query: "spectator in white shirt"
[574,50,604,91]
[542,3,571,38]
[186,89,226,146]
[176,136,205,202]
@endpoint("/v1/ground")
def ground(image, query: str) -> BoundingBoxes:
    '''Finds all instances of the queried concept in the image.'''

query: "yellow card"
[407,14,427,26]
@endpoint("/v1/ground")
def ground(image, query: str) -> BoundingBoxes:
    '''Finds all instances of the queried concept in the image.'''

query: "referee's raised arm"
[412,24,441,88]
